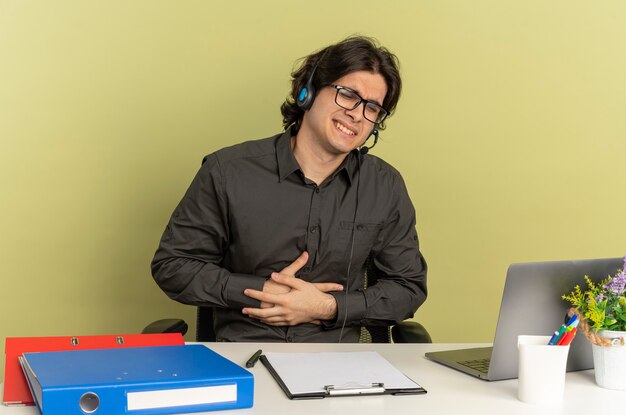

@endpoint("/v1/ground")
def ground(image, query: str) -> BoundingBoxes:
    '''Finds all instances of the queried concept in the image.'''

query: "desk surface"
[1,342,621,415]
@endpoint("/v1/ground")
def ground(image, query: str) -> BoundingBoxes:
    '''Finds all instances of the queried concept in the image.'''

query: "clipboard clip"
[324,382,385,396]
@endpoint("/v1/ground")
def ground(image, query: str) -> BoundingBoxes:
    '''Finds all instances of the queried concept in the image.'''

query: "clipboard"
[260,351,426,399]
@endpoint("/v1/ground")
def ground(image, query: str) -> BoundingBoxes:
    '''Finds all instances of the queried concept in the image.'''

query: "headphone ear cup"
[296,83,316,110]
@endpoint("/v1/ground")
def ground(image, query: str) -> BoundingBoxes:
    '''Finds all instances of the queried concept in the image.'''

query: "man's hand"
[259,251,309,308]
[242,251,343,325]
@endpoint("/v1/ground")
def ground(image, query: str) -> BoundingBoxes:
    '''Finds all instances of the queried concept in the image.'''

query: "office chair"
[359,257,431,343]
[144,258,431,343]
[143,307,214,341]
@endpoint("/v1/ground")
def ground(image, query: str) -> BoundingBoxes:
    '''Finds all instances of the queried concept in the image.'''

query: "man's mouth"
[334,121,357,136]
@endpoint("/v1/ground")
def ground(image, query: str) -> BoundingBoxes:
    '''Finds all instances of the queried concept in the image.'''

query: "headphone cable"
[337,150,363,343]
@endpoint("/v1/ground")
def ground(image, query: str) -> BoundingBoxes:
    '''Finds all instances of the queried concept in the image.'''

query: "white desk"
[2,343,621,415]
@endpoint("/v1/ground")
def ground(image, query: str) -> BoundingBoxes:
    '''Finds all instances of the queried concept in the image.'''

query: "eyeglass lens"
[334,87,387,124]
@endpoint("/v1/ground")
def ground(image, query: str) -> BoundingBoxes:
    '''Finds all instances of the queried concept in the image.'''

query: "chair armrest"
[142,319,189,336]
[392,321,432,343]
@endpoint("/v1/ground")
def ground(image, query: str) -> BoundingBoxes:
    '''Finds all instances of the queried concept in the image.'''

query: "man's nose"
[344,103,364,121]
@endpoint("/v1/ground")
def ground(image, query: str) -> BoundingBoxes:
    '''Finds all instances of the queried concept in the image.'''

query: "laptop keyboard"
[458,358,491,374]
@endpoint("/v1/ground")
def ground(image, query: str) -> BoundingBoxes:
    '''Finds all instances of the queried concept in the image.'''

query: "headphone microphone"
[359,129,379,156]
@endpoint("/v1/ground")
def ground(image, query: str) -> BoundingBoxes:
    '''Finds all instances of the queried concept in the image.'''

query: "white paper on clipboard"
[262,351,424,396]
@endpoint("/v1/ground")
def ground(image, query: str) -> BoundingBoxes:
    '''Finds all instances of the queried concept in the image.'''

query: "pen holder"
[517,335,570,405]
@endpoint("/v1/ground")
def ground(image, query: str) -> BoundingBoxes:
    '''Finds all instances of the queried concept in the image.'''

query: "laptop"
[425,257,623,381]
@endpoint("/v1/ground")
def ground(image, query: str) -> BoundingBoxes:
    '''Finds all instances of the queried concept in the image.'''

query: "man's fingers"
[270,273,302,288]
[271,274,343,293]
[280,251,309,276]
[313,282,344,292]
[244,288,279,304]
[242,306,282,319]
[259,316,289,324]
[243,306,296,326]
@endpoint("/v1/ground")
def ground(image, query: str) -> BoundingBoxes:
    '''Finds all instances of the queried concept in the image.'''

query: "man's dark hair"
[280,35,402,132]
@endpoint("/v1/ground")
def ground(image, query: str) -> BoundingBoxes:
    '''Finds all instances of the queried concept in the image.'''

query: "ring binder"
[3,333,185,406]
[19,345,254,414]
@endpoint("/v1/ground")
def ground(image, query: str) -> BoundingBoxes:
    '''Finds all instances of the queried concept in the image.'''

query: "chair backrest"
[364,258,432,343]
[362,258,393,343]
[196,306,217,342]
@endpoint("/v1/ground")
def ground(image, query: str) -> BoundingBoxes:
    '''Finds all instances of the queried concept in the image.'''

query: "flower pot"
[592,330,626,390]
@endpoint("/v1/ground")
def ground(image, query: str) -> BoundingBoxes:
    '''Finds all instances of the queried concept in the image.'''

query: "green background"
[1,0,625,377]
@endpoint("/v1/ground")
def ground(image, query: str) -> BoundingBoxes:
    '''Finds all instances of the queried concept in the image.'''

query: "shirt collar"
[276,128,357,186]
[276,129,300,182]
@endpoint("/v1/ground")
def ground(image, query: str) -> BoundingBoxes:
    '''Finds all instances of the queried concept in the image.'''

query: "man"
[151,36,427,342]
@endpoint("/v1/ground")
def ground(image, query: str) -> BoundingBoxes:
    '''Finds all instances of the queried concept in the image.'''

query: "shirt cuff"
[224,273,266,308]
[323,290,367,329]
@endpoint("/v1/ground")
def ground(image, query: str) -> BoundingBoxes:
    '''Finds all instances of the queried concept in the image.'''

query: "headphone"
[296,59,321,111]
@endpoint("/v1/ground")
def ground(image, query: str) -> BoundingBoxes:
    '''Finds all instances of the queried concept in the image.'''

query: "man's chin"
[329,144,357,156]
[329,136,362,155]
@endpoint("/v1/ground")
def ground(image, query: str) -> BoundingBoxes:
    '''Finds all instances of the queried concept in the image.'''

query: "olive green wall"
[2,1,625,377]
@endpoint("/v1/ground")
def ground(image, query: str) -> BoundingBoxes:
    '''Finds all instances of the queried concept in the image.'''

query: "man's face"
[301,70,387,156]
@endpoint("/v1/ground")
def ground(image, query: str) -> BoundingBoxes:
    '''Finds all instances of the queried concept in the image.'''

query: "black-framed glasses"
[330,84,388,124]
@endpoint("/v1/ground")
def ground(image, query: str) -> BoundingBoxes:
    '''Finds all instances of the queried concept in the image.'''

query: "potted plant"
[562,255,626,390]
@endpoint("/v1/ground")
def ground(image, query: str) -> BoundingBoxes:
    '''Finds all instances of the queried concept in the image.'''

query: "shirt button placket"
[307,186,321,269]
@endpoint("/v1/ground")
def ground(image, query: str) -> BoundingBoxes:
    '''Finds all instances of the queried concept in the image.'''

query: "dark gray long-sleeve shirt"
[151,130,427,342]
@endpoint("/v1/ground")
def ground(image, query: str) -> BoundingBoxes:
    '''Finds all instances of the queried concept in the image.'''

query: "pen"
[549,325,567,345]
[246,349,263,368]
[547,330,560,345]
[556,328,576,346]
[565,314,578,326]
[566,319,580,331]
[564,328,578,345]
[558,328,577,346]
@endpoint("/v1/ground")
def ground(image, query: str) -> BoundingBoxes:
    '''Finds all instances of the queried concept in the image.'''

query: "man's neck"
[291,134,347,186]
